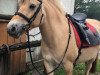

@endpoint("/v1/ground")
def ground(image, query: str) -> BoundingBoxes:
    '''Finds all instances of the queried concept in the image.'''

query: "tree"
[74,0,100,20]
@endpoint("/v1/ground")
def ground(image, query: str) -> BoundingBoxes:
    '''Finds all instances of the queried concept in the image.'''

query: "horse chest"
[42,47,60,63]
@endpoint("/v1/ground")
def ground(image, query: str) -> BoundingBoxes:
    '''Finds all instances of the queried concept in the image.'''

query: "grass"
[24,60,100,75]
[96,60,100,72]
[55,60,100,75]
[74,63,85,75]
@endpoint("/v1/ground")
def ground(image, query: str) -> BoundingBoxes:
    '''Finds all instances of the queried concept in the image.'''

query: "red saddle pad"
[71,21,97,48]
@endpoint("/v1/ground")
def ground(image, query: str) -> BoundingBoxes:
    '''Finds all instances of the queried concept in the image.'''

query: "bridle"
[15,0,43,31]
[14,0,72,75]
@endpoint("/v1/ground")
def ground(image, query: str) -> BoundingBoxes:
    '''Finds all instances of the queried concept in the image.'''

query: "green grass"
[74,63,85,75]
[55,60,100,75]
[55,67,65,75]
[96,60,100,72]
[54,64,85,75]
[24,60,100,75]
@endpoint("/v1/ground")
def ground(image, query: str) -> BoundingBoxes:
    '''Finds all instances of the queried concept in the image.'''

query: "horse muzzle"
[7,23,24,38]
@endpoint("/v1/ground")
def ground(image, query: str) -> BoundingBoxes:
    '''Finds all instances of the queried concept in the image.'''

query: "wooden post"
[0,20,26,75]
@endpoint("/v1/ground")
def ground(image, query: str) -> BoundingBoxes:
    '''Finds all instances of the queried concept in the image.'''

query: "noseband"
[15,0,42,30]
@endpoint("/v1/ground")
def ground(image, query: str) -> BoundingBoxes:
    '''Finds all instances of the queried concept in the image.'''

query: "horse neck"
[39,1,69,48]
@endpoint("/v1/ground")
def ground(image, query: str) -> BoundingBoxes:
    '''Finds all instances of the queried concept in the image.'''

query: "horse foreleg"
[63,60,73,75]
[44,60,54,75]
[85,59,95,75]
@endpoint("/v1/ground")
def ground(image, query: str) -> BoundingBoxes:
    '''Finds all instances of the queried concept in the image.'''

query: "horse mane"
[48,0,65,15]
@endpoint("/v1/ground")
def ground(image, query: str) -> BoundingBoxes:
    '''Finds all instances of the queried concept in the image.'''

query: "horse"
[7,0,100,75]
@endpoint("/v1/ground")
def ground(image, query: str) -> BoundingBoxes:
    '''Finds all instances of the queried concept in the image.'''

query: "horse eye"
[29,4,36,9]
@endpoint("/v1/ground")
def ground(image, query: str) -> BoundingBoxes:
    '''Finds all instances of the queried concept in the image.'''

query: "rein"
[14,0,72,74]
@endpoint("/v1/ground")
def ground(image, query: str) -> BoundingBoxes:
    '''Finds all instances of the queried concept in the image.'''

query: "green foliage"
[74,0,100,20]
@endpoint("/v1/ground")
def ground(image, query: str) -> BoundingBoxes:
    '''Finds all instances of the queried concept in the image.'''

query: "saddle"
[68,13,100,46]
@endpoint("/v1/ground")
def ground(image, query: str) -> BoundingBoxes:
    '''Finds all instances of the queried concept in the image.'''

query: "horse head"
[7,0,43,38]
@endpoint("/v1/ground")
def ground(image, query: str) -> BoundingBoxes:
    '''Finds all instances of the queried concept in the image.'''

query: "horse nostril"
[11,26,16,32]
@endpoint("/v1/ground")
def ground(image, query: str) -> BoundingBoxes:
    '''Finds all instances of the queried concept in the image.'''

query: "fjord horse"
[7,0,100,75]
